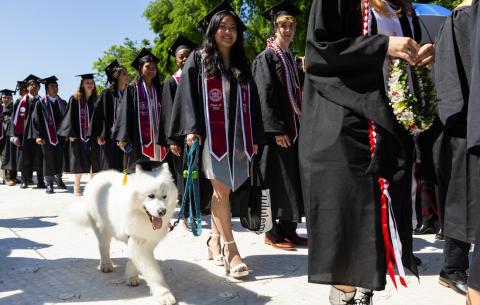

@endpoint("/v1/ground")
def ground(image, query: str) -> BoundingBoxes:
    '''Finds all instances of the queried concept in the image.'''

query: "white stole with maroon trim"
[173,69,182,85]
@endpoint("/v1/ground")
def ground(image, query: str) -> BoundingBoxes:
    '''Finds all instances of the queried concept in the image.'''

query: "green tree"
[93,0,462,81]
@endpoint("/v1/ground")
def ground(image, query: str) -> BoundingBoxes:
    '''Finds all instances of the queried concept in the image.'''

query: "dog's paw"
[126,276,140,286]
[154,291,176,305]
[98,262,114,273]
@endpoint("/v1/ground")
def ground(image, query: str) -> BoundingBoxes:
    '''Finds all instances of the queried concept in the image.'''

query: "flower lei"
[387,59,436,136]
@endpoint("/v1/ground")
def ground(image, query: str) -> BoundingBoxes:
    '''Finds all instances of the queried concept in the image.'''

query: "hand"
[117,140,127,149]
[387,36,420,65]
[170,145,182,156]
[12,137,21,146]
[97,137,106,145]
[275,135,291,148]
[69,137,77,142]
[415,43,435,70]
[36,138,45,145]
[253,144,258,155]
[186,134,202,146]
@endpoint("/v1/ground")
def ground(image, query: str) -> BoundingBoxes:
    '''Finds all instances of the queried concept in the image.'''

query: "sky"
[0,0,156,100]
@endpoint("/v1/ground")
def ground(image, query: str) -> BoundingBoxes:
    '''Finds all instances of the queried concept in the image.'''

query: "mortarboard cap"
[104,59,121,82]
[131,48,159,69]
[40,75,58,86]
[169,36,198,57]
[198,0,246,32]
[16,81,26,91]
[75,73,96,80]
[24,74,41,86]
[0,89,15,97]
[262,0,301,22]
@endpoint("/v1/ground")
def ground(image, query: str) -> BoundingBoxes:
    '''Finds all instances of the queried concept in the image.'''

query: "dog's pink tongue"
[152,217,163,230]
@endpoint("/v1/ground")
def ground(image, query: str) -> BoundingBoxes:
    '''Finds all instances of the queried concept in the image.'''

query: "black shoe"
[413,224,436,235]
[439,270,468,295]
[435,228,445,240]
[46,184,55,194]
[55,177,67,189]
[20,182,28,189]
[414,256,422,266]
[36,183,47,189]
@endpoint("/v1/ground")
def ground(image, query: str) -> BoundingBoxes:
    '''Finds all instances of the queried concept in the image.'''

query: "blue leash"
[175,139,202,236]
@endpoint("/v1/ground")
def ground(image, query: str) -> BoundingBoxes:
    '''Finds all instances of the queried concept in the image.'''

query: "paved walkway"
[0,174,466,305]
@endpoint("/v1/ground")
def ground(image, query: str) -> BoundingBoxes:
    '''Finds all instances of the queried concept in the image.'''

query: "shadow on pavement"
[412,236,444,276]
[0,216,58,229]
[0,255,272,305]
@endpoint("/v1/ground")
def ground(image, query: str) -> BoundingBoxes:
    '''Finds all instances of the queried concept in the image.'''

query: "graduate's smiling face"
[82,79,95,94]
[27,82,40,96]
[214,15,238,50]
[140,61,157,81]
[175,48,191,69]
[1,95,12,105]
[275,17,296,46]
[117,69,130,87]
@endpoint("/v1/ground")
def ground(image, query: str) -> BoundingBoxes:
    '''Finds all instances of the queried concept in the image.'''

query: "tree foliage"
[93,0,463,82]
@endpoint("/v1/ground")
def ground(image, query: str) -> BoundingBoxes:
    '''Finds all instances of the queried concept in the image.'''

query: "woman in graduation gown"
[89,60,129,172]
[300,0,434,303]
[169,3,265,278]
[252,1,306,250]
[58,74,99,196]
[112,48,165,169]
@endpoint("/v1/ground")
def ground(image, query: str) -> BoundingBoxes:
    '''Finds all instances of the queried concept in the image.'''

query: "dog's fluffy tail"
[69,171,115,227]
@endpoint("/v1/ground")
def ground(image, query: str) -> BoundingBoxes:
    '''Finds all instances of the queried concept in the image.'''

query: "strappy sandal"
[222,240,249,278]
[206,234,224,266]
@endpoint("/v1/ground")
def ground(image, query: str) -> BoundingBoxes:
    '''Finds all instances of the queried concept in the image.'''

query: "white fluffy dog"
[78,163,178,305]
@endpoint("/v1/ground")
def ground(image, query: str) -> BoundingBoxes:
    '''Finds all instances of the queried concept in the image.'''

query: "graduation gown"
[8,95,43,176]
[252,48,303,222]
[1,102,18,171]
[0,104,6,156]
[169,50,266,212]
[112,81,163,170]
[299,0,419,290]
[89,89,124,172]
[159,76,186,200]
[51,96,69,173]
[58,96,100,174]
[28,98,63,176]
[433,3,480,244]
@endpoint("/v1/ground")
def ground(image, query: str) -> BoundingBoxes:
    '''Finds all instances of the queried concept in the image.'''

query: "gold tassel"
[122,170,128,185]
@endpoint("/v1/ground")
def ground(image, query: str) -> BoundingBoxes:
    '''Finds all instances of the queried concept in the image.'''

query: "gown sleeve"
[305,0,393,131]
[58,96,79,138]
[112,85,135,144]
[467,2,480,153]
[28,101,45,140]
[89,90,108,139]
[252,51,288,135]
[249,81,266,145]
[434,8,472,138]
[169,51,204,142]
[158,77,178,146]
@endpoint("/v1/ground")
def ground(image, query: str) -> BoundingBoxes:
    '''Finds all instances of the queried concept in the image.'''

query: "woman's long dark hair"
[74,79,97,103]
[108,67,128,94]
[201,11,251,84]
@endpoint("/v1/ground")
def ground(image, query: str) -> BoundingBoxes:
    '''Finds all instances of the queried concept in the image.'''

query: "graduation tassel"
[122,154,128,185]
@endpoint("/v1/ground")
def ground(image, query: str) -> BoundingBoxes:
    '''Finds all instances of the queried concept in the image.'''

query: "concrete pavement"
[0,174,466,305]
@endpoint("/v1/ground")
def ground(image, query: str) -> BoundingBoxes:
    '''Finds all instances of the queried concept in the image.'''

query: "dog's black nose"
[158,208,167,217]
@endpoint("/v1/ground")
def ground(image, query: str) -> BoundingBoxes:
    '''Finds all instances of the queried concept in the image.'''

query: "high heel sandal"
[206,234,224,266]
[222,240,249,278]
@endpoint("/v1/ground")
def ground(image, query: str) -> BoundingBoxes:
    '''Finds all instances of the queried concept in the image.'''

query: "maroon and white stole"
[202,64,254,162]
[362,0,407,288]
[43,97,58,145]
[172,69,182,85]
[0,104,4,140]
[266,38,302,142]
[136,80,166,160]
[13,95,29,135]
[78,100,89,142]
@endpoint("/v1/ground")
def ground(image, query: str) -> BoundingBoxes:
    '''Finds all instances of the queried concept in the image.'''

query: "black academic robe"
[252,48,303,222]
[51,96,69,173]
[433,3,480,244]
[159,76,185,200]
[1,102,17,171]
[111,81,163,170]
[58,96,100,174]
[28,99,63,176]
[89,89,124,172]
[0,104,6,156]
[8,96,43,177]
[299,0,419,290]
[168,50,266,214]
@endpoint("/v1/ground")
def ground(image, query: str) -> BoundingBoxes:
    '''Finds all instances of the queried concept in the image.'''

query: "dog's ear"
[155,162,173,180]
[135,164,144,174]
